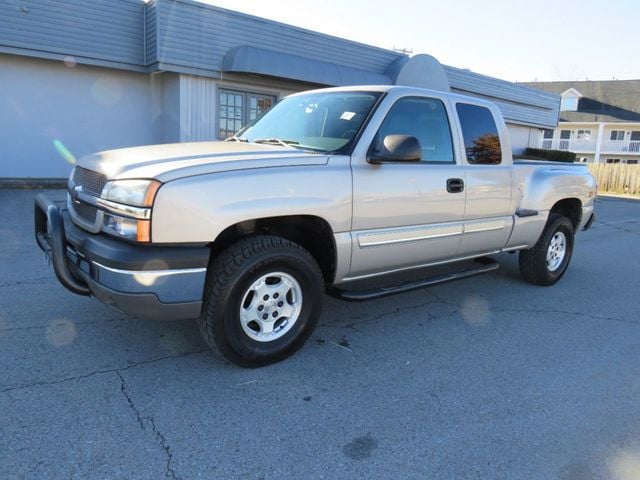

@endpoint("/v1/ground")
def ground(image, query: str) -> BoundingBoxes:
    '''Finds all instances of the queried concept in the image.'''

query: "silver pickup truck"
[35,85,597,366]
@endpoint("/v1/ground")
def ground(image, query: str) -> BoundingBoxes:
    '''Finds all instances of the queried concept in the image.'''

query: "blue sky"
[198,0,638,82]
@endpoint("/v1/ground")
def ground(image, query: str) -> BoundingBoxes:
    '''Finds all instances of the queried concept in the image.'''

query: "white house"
[524,80,640,164]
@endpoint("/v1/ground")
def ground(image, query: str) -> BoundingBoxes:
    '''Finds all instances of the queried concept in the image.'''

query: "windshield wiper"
[224,136,249,143]
[253,138,299,148]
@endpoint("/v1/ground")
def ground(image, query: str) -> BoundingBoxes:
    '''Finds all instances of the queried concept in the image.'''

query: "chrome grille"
[72,167,107,196]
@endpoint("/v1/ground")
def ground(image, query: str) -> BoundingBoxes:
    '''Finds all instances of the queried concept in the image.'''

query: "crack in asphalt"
[595,220,640,237]
[0,278,50,289]
[0,317,126,333]
[0,348,208,394]
[491,307,635,324]
[320,290,634,335]
[1,345,206,479]
[319,298,453,333]
[117,371,181,480]
[427,291,634,325]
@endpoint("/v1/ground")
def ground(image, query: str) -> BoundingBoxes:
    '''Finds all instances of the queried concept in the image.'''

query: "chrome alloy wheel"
[546,231,567,272]
[239,272,303,342]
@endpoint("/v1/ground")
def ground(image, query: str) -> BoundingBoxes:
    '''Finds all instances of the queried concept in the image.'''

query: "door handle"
[447,178,464,193]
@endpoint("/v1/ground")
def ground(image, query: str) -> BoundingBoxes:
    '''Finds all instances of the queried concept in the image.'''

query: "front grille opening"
[72,167,107,196]
[73,201,98,223]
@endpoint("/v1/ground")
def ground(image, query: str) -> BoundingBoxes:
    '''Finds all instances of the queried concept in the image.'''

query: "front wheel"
[198,235,324,367]
[519,214,575,286]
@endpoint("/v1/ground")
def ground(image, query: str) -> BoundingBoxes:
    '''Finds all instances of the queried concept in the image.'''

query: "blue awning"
[222,46,391,86]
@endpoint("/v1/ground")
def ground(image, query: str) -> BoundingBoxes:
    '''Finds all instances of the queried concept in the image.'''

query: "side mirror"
[369,135,422,163]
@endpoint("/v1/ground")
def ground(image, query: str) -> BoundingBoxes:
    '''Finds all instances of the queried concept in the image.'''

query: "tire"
[519,214,575,286]
[198,235,324,367]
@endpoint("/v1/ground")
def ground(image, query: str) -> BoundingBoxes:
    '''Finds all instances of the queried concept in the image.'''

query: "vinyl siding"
[0,0,560,129]
[145,1,158,66]
[0,0,144,67]
[179,75,217,142]
[154,0,400,74]
[446,66,560,128]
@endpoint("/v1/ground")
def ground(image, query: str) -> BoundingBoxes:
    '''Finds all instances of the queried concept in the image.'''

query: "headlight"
[102,214,150,242]
[100,179,160,242]
[102,179,161,207]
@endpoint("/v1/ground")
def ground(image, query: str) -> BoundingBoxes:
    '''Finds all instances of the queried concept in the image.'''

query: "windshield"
[236,91,382,153]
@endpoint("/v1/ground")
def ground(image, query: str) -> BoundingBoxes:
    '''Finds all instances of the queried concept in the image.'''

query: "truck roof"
[287,85,498,109]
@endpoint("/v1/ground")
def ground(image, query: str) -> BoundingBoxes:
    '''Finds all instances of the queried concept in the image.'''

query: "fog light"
[103,214,151,242]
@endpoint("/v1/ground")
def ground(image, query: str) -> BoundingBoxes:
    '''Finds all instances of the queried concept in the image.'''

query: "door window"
[374,97,454,163]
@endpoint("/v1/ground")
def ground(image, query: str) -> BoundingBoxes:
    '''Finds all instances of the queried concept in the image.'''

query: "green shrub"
[524,148,576,163]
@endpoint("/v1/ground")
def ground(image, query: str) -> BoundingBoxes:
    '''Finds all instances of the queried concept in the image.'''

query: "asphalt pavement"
[1,189,639,480]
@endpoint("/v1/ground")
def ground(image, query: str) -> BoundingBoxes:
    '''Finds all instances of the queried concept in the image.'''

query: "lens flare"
[610,449,640,480]
[460,294,490,326]
[53,139,76,165]
[45,318,77,347]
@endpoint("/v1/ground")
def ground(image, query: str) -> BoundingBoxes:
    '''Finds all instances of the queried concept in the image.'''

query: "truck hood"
[77,141,329,182]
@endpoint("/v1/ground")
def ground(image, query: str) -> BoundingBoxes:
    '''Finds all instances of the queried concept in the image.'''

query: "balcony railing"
[538,138,597,152]
[601,141,640,153]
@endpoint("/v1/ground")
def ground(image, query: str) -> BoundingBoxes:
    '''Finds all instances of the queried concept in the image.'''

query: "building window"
[610,130,625,141]
[577,157,588,163]
[576,129,591,140]
[541,129,554,149]
[456,103,502,164]
[560,96,579,111]
[218,89,276,139]
[606,158,621,164]
[559,130,571,150]
[626,159,639,164]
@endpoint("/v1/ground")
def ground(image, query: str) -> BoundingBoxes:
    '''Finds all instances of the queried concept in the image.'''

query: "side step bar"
[327,257,499,302]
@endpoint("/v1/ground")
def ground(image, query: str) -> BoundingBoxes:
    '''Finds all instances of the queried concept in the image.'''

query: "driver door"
[348,95,466,279]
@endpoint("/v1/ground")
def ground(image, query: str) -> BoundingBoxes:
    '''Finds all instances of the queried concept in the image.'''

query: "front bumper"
[34,194,210,320]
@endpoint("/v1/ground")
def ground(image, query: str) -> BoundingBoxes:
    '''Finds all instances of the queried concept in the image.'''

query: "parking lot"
[1,189,639,480]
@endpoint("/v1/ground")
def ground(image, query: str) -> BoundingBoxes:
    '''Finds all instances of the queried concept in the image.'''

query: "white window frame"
[576,129,591,140]
[217,88,277,139]
[610,130,625,141]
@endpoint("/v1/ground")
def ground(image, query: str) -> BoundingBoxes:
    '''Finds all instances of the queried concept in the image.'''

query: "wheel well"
[211,215,337,284]
[550,198,582,230]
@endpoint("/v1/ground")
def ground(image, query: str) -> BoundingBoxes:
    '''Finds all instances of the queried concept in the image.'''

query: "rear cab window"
[456,103,502,165]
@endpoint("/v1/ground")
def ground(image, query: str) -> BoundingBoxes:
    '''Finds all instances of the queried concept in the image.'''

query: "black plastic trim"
[34,194,91,296]
[62,211,210,271]
[36,195,211,272]
[447,178,465,193]
[327,257,499,302]
[583,213,595,231]
[515,209,539,218]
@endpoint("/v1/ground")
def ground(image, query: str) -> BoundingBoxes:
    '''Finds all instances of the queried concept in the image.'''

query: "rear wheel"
[519,214,575,286]
[198,235,324,367]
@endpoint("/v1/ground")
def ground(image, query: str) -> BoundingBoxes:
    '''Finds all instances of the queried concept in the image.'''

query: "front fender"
[151,160,351,244]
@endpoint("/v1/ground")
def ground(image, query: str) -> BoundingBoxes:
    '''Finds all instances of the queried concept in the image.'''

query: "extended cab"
[35,86,597,366]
